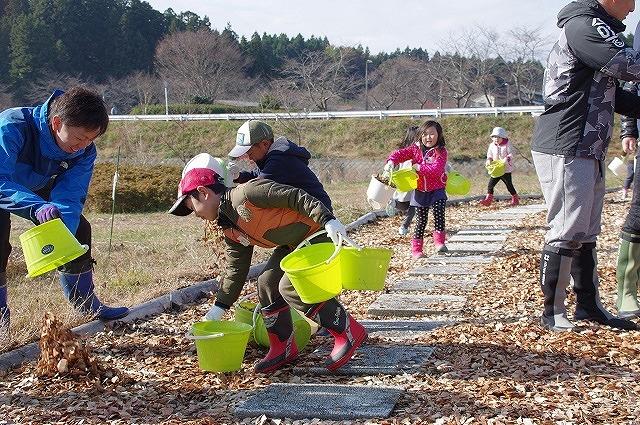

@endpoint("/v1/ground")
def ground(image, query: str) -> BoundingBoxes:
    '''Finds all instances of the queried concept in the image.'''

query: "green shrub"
[86,163,181,213]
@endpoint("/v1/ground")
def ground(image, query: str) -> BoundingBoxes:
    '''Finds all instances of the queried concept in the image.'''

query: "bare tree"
[155,29,248,104]
[368,56,416,110]
[280,49,360,111]
[24,73,88,103]
[498,26,549,105]
[0,84,14,110]
[122,72,161,114]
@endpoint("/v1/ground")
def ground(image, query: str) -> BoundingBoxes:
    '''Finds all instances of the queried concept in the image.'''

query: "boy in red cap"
[169,153,367,373]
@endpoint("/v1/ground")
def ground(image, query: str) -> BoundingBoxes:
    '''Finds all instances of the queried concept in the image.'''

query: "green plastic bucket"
[280,242,342,304]
[340,247,393,291]
[189,321,252,372]
[390,169,418,192]
[234,301,312,350]
[486,159,506,178]
[19,218,88,278]
[445,171,471,196]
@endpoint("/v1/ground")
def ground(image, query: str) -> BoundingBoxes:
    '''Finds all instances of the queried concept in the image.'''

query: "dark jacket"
[620,21,640,141]
[0,90,97,233]
[531,0,640,160]
[214,178,335,308]
[237,136,333,211]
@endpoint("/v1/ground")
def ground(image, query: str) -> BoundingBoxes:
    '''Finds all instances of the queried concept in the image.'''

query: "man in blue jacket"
[0,87,129,332]
[202,120,333,321]
[531,0,640,331]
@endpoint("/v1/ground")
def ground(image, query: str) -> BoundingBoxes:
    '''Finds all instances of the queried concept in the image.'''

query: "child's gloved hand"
[35,204,61,224]
[383,161,395,172]
[325,218,348,245]
[412,163,421,171]
[203,305,227,321]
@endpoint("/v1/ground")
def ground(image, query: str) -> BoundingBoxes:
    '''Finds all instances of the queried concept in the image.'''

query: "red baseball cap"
[169,154,226,216]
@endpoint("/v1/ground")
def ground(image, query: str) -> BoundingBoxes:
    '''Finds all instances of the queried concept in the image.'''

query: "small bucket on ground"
[366,175,395,210]
[390,169,418,192]
[280,238,342,304]
[234,300,257,339]
[445,171,471,196]
[188,321,252,372]
[608,156,628,176]
[340,246,392,291]
[486,159,506,178]
[19,218,88,278]
[251,304,312,350]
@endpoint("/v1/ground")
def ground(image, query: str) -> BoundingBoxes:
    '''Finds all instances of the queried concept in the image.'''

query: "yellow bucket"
[486,159,506,178]
[445,171,471,196]
[19,219,88,278]
[189,321,252,372]
[280,242,342,304]
[390,169,418,192]
[340,247,392,291]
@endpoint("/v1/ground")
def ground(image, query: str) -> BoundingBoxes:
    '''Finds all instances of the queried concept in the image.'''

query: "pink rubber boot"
[433,231,448,253]
[411,238,424,259]
[479,194,493,206]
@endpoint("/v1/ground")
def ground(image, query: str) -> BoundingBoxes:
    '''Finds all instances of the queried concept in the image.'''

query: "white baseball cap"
[228,120,274,158]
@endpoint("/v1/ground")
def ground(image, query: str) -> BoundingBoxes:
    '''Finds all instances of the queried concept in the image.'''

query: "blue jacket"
[0,90,97,234]
[238,137,332,212]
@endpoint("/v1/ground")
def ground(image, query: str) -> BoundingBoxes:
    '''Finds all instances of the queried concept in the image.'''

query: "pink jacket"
[388,144,448,192]
[486,139,514,173]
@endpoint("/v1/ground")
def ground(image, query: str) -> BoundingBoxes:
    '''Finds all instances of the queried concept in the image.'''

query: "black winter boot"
[572,243,637,331]
[539,245,575,331]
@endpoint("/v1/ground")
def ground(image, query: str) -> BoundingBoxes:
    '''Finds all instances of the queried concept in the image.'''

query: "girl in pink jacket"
[479,127,519,206]
[387,120,448,258]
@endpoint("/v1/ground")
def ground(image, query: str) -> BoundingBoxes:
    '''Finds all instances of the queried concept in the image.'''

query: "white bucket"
[608,157,627,176]
[366,175,394,210]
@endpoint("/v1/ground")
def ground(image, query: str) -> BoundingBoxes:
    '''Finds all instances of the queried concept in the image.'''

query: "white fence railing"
[109,105,545,122]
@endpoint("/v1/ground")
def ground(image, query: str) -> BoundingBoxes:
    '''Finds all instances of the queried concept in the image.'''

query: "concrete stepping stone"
[448,234,506,242]
[294,345,435,376]
[361,319,449,340]
[468,220,519,227]
[409,265,478,276]
[445,242,502,253]
[391,279,476,292]
[456,229,512,235]
[368,293,466,317]
[422,255,491,264]
[235,383,404,420]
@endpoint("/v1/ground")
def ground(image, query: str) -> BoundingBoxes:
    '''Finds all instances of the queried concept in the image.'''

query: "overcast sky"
[145,0,640,55]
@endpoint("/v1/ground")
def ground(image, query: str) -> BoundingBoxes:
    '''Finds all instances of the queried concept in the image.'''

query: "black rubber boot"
[572,243,637,331]
[539,245,575,331]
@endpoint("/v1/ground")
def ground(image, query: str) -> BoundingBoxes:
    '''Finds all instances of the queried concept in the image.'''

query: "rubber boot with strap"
[616,232,640,318]
[539,245,575,331]
[572,243,637,330]
[306,298,367,371]
[59,269,129,320]
[0,272,9,335]
[254,298,299,373]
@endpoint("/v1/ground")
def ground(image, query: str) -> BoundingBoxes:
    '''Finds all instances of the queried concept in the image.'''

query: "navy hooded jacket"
[238,136,332,212]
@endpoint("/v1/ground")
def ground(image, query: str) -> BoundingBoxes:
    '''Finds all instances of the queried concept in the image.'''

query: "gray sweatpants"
[532,151,605,249]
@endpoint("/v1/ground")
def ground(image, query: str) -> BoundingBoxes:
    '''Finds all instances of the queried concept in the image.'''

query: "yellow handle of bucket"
[295,231,362,264]
[185,330,225,340]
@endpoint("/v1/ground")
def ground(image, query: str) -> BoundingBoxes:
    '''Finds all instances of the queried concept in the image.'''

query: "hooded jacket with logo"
[531,0,640,160]
[237,136,333,211]
[387,143,448,192]
[214,178,335,307]
[0,90,96,234]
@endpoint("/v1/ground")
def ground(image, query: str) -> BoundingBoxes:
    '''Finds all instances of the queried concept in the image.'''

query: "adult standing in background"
[531,0,640,331]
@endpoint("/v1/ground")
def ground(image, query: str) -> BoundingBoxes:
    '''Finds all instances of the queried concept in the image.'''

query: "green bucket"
[19,218,88,278]
[234,301,312,350]
[390,169,418,192]
[189,321,252,372]
[486,159,506,178]
[445,171,471,196]
[280,242,342,304]
[340,247,392,291]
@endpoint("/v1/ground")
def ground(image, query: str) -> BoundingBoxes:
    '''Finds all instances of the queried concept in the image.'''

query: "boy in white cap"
[169,154,367,373]
[479,127,520,206]
[228,120,332,211]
